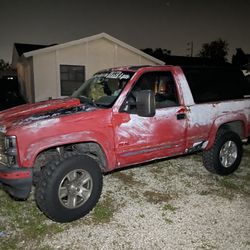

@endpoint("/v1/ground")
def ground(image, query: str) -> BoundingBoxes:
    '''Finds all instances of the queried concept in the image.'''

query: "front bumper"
[0,165,33,199]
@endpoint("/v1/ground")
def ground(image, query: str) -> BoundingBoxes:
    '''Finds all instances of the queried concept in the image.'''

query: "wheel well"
[34,142,107,173]
[219,121,244,139]
[74,142,107,172]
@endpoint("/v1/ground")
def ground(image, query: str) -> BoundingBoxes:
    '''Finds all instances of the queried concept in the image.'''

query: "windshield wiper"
[78,95,98,107]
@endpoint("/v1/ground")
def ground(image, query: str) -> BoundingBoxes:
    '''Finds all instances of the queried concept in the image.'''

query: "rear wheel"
[202,130,243,175]
[35,152,103,222]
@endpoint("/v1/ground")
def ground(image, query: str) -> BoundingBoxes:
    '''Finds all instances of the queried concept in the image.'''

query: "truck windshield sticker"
[94,72,131,80]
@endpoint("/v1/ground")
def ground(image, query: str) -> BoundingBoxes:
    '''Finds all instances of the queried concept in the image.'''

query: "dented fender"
[21,131,114,169]
[12,109,116,170]
[205,113,248,150]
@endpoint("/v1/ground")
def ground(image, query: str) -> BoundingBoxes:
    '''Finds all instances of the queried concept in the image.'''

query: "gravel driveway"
[40,144,250,250]
[1,144,250,250]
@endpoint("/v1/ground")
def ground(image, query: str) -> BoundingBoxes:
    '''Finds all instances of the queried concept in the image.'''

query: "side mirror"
[136,90,156,117]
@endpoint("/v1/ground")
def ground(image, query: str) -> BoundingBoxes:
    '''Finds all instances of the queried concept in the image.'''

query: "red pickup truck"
[0,65,250,222]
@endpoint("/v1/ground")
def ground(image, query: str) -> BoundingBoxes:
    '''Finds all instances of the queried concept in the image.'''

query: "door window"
[122,71,179,113]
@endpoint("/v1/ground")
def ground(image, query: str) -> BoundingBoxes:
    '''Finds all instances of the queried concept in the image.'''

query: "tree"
[232,48,248,67]
[198,39,229,63]
[0,59,11,71]
[0,59,16,79]
[141,48,171,62]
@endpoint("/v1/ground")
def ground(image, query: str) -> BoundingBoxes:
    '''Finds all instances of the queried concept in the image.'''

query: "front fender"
[20,130,116,170]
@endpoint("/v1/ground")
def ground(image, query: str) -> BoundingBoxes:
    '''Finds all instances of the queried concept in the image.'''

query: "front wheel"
[202,130,243,175]
[35,153,103,222]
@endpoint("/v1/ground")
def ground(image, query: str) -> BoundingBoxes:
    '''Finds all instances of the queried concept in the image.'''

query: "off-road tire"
[202,130,243,176]
[35,152,103,222]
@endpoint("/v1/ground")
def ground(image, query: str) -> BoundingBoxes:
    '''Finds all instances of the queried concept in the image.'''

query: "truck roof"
[96,64,242,74]
[95,65,175,74]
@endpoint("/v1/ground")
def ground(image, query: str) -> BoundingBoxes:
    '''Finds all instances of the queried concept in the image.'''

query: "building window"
[60,65,85,96]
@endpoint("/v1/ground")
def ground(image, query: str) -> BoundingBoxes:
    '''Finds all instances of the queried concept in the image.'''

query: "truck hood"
[0,97,92,133]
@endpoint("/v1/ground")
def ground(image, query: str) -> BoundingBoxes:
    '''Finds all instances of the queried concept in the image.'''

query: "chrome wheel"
[58,169,93,209]
[219,140,238,168]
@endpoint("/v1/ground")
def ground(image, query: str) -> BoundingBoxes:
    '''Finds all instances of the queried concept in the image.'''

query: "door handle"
[176,113,186,120]
[176,107,188,120]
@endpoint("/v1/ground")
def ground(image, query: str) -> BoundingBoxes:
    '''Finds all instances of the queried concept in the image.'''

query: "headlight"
[0,133,7,165]
[5,136,17,149]
[5,136,18,166]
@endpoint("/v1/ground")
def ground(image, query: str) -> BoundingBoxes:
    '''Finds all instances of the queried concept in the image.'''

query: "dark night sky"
[1,0,250,63]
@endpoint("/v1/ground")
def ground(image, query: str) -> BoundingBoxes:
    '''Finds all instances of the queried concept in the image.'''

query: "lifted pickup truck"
[0,65,250,222]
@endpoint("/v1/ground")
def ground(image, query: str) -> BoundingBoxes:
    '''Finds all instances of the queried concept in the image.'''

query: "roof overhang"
[23,33,164,65]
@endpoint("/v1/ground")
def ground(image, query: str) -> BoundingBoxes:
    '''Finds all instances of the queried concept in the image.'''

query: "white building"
[12,33,164,103]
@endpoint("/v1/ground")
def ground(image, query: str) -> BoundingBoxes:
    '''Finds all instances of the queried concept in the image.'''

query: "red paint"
[0,171,31,180]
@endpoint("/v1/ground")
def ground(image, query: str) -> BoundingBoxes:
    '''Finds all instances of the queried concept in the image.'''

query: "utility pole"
[187,41,193,57]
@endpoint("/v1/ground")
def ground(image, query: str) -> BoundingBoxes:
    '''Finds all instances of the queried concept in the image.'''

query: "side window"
[183,67,250,104]
[60,65,85,96]
[182,69,217,103]
[154,73,179,109]
[122,71,179,113]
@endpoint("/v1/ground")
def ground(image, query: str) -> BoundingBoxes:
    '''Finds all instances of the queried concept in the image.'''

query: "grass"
[0,191,116,249]
[196,173,250,200]
[199,190,211,196]
[161,203,177,224]
[163,218,173,224]
[112,171,145,187]
[243,173,250,182]
[91,195,115,224]
[217,177,240,190]
[0,191,64,250]
[143,190,173,204]
[163,203,177,212]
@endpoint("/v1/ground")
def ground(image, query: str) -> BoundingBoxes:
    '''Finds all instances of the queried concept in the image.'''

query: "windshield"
[72,71,134,107]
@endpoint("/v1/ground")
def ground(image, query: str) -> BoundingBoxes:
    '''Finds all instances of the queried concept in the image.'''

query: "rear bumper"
[0,166,33,199]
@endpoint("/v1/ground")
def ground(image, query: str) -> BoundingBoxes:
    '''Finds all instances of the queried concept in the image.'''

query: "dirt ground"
[1,144,250,250]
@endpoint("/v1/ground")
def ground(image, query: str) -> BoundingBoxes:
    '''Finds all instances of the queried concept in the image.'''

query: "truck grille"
[0,132,7,165]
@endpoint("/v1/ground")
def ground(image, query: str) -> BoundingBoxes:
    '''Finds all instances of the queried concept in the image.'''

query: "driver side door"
[113,70,188,167]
